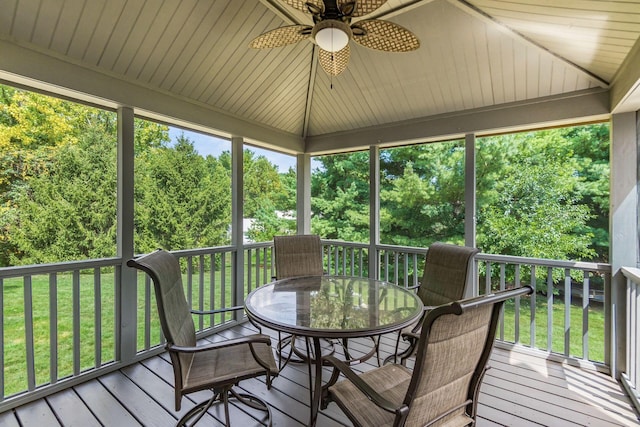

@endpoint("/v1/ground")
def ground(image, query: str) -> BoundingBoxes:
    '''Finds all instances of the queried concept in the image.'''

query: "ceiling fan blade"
[249,25,312,49]
[282,0,324,14]
[342,0,388,17]
[318,45,350,76]
[351,19,419,52]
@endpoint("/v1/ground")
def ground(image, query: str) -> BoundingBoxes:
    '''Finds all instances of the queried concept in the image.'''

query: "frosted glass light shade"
[315,27,349,52]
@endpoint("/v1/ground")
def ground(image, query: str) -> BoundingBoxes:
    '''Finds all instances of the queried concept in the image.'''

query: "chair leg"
[176,392,218,426]
[230,389,273,426]
[177,387,273,427]
[382,332,402,365]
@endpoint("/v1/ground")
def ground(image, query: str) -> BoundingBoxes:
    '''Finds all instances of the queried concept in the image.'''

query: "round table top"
[244,275,423,339]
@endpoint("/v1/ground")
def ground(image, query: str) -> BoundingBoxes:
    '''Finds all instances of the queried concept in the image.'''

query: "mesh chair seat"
[182,340,277,393]
[329,364,412,426]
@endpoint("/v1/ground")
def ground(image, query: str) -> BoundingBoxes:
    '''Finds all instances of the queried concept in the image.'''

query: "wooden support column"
[610,111,639,379]
[232,137,245,321]
[117,106,136,362]
[369,146,380,279]
[465,133,478,297]
[297,153,311,234]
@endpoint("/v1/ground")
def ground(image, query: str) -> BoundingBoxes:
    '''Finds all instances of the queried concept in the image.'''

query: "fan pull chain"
[330,53,334,89]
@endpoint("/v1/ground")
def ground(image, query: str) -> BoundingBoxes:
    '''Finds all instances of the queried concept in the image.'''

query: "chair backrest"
[127,250,196,349]
[403,286,533,426]
[416,242,480,306]
[273,234,324,279]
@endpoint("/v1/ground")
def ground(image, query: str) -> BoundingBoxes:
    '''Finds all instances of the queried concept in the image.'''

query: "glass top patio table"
[244,275,423,427]
[245,275,423,339]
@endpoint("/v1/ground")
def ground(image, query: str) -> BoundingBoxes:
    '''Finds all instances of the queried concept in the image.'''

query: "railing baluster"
[49,273,58,384]
[187,256,193,308]
[403,254,409,288]
[251,249,261,289]
[499,263,505,340]
[24,275,36,391]
[485,262,491,295]
[210,253,215,326]
[247,248,253,294]
[94,268,101,368]
[564,267,571,357]
[342,246,347,275]
[263,247,268,284]
[384,251,389,282]
[72,270,80,376]
[583,272,590,360]
[546,267,553,352]
[514,265,520,343]
[144,275,151,350]
[393,252,399,285]
[530,265,536,349]
[413,253,418,288]
[350,247,355,276]
[221,252,227,322]
[199,254,205,331]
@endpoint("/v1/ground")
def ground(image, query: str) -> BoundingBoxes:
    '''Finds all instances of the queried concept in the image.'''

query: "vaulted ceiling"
[1,0,639,154]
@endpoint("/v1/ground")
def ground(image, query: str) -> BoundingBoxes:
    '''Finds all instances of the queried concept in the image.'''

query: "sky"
[169,127,299,172]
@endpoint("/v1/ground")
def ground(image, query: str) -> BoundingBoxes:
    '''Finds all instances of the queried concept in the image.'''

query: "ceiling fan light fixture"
[312,20,351,52]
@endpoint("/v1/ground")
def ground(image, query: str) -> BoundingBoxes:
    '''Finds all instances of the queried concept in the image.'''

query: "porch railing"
[621,267,640,413]
[0,240,613,411]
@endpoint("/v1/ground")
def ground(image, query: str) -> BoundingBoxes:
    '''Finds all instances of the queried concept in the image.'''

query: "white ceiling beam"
[303,46,320,139]
[258,0,307,25]
[0,38,304,153]
[305,89,610,154]
[368,0,437,20]
[611,36,640,113]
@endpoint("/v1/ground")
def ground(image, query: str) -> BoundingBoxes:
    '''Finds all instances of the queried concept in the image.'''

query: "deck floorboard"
[1,323,637,426]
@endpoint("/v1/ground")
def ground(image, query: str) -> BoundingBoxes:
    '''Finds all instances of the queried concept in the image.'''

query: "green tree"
[476,130,597,261]
[134,134,231,252]
[0,86,170,265]
[4,112,118,264]
[380,141,466,247]
[311,152,370,243]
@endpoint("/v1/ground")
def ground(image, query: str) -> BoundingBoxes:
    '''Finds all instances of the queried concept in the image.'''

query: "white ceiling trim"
[305,88,610,154]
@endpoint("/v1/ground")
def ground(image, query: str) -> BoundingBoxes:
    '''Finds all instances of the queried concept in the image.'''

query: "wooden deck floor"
[1,322,637,426]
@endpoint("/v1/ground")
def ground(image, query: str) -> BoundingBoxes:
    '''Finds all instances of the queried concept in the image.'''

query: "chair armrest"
[324,355,403,414]
[190,305,244,316]
[168,334,272,354]
[406,305,435,335]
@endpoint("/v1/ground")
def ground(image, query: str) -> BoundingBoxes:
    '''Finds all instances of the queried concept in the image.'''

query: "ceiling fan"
[250,0,420,76]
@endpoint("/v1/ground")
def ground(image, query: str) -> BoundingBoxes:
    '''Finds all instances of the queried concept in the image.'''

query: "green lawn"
[500,294,605,362]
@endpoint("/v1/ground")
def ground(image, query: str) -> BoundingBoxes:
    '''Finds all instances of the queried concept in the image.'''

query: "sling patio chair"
[272,234,336,365]
[384,242,480,365]
[127,249,278,426]
[322,286,533,427]
[273,234,325,279]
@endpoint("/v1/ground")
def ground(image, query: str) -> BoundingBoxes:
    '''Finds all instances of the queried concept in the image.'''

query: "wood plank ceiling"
[0,0,639,150]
